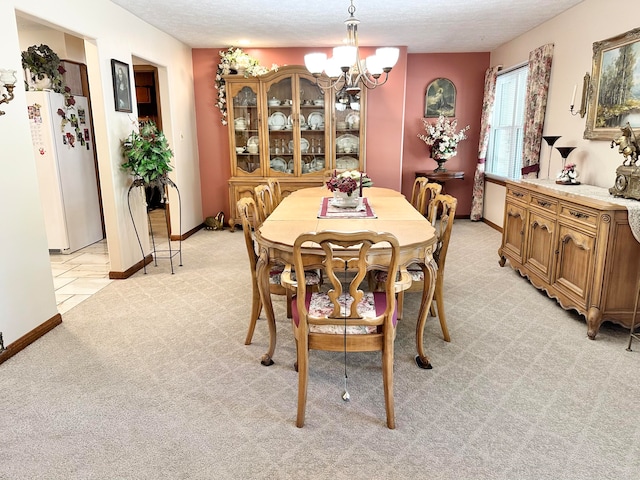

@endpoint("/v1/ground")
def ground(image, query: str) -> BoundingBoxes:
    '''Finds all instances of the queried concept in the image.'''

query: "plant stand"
[127,177,182,274]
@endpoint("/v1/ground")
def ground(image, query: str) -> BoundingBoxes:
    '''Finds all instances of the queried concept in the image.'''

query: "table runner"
[317,197,377,219]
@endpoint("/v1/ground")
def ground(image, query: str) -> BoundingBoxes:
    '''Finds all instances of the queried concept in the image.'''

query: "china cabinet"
[225,65,366,228]
[498,180,640,339]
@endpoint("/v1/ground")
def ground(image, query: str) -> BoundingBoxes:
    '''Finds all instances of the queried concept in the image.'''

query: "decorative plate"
[288,114,305,126]
[307,112,324,128]
[336,156,359,170]
[289,138,310,153]
[269,111,287,128]
[287,159,294,171]
[336,134,359,153]
[270,157,286,172]
[310,157,325,171]
[345,111,360,127]
[247,136,259,146]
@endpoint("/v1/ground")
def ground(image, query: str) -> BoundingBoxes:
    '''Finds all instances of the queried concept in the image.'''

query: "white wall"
[483,0,636,226]
[1,0,202,347]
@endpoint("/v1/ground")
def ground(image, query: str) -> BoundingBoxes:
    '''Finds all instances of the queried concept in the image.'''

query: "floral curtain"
[470,66,501,221]
[520,43,554,177]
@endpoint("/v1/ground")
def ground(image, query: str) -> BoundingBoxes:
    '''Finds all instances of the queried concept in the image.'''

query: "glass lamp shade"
[324,57,343,78]
[365,55,383,76]
[376,47,399,69]
[0,69,17,85]
[304,53,327,75]
[333,45,357,69]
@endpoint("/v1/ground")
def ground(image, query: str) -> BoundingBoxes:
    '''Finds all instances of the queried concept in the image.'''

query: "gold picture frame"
[424,78,456,117]
[584,27,640,140]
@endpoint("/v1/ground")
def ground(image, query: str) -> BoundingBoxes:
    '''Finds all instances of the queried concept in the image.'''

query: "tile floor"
[50,239,112,315]
[49,209,169,314]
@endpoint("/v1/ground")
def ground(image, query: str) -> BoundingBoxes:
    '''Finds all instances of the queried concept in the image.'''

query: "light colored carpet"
[1,220,639,479]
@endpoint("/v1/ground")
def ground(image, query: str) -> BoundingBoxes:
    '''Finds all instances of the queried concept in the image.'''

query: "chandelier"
[304,0,399,98]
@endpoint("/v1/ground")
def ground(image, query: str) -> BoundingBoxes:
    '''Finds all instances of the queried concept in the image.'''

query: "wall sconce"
[0,69,17,116]
[570,73,589,118]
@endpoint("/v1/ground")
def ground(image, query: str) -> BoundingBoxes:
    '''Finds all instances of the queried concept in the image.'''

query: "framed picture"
[111,59,132,113]
[584,27,640,140]
[425,78,456,117]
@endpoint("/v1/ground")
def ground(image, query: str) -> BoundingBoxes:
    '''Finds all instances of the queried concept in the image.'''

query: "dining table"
[254,186,438,369]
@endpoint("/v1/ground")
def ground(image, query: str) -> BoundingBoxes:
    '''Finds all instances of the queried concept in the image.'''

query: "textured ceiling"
[107,0,585,52]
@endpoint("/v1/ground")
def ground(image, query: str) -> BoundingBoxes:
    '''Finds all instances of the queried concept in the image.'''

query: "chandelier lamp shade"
[304,0,399,96]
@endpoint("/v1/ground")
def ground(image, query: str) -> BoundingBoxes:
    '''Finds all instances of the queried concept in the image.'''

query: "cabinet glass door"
[299,77,327,177]
[334,90,362,172]
[231,85,260,174]
[266,77,294,175]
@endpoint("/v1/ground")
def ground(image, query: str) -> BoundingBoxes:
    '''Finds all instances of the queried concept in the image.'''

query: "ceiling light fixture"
[304,0,399,98]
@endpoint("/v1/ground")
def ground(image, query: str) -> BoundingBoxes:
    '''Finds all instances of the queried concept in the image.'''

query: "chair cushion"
[292,291,397,332]
[374,265,424,283]
[269,266,321,286]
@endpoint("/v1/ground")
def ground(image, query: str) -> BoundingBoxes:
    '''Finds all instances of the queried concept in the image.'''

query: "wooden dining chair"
[238,197,322,344]
[370,193,457,343]
[254,184,277,224]
[410,177,442,216]
[266,177,283,208]
[281,230,412,429]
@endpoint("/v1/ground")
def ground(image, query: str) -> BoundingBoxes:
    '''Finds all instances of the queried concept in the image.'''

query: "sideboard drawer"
[559,203,598,228]
[506,186,529,203]
[530,193,558,214]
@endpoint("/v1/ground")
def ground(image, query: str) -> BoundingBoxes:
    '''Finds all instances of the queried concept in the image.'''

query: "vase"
[332,191,360,208]
[432,153,454,173]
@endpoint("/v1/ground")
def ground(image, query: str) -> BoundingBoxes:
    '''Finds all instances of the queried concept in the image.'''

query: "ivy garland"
[214,47,278,125]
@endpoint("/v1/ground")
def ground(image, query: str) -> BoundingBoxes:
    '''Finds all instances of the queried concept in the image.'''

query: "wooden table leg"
[415,258,437,369]
[256,247,276,366]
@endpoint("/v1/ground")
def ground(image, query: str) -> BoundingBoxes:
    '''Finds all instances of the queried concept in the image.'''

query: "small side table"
[415,170,464,195]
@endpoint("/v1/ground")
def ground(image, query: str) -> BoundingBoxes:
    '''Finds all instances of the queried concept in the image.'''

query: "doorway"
[133,64,170,237]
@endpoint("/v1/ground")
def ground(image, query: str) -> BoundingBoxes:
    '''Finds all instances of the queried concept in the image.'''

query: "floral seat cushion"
[292,291,397,334]
[374,264,424,283]
[269,266,321,286]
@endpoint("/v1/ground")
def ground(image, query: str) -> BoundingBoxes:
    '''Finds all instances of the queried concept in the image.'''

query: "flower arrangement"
[557,162,579,184]
[418,114,469,160]
[215,47,278,125]
[326,170,373,196]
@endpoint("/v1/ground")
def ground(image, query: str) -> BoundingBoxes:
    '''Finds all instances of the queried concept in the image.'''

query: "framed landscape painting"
[584,27,640,140]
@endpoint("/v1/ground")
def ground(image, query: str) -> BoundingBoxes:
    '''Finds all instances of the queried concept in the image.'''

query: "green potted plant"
[21,44,66,92]
[121,121,174,190]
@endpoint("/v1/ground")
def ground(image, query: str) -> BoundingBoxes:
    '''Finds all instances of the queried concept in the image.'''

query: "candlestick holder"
[543,136,561,179]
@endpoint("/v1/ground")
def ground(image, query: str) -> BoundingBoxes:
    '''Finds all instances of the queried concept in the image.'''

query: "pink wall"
[402,53,490,215]
[193,48,488,218]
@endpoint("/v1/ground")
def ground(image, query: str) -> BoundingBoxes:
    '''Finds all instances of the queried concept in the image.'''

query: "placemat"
[317,197,377,219]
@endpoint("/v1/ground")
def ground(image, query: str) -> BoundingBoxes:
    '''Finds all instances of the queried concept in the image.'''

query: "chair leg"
[397,290,404,320]
[296,338,309,428]
[435,274,450,342]
[244,281,263,345]
[382,342,396,429]
[286,289,293,319]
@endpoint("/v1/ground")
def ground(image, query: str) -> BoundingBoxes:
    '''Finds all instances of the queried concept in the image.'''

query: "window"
[485,66,528,178]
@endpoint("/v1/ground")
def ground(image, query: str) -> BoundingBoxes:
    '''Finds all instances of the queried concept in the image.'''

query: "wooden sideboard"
[498,180,640,339]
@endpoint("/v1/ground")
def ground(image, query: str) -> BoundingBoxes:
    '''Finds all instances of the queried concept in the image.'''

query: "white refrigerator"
[27,91,103,254]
